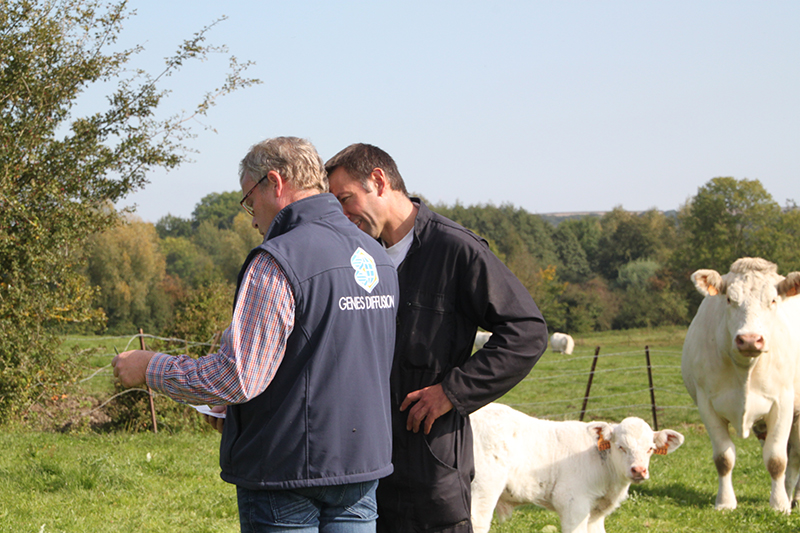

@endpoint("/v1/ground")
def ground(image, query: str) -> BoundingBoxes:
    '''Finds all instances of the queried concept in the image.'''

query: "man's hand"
[204,406,226,433]
[112,350,155,388]
[399,384,454,435]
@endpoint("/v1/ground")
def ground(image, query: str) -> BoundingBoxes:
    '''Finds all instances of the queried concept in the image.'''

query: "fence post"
[138,328,159,434]
[645,345,658,430]
[207,331,221,356]
[580,346,601,421]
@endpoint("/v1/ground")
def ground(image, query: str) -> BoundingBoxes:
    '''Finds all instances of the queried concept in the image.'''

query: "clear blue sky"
[111,1,799,222]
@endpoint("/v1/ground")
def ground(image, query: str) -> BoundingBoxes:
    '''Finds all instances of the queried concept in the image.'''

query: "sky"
[107,1,799,223]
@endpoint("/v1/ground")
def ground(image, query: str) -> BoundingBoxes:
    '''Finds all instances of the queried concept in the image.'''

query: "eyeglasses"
[240,174,270,216]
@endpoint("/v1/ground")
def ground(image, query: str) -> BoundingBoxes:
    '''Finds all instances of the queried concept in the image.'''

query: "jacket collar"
[264,193,343,241]
[406,197,431,257]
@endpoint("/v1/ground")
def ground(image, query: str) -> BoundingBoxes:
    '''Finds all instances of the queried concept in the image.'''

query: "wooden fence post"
[645,345,658,430]
[579,346,601,421]
[138,328,158,434]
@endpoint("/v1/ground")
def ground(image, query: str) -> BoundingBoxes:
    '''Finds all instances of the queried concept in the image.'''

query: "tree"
[84,217,168,333]
[675,177,783,273]
[594,208,675,281]
[193,220,253,284]
[160,236,217,288]
[0,1,258,416]
[558,217,602,274]
[552,223,592,283]
[156,214,193,239]
[559,278,618,333]
[192,191,242,230]
[776,203,800,272]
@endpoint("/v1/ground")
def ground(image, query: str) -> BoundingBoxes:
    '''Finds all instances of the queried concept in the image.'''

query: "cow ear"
[587,422,613,451]
[778,272,800,298]
[653,429,685,455]
[691,270,725,297]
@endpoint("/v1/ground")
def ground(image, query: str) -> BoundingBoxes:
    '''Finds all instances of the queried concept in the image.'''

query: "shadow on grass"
[631,482,712,508]
[632,481,771,509]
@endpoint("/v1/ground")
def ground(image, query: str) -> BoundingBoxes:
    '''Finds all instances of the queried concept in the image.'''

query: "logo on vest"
[350,247,379,293]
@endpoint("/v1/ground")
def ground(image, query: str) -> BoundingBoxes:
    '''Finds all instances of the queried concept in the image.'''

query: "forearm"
[146,350,249,405]
[443,316,548,415]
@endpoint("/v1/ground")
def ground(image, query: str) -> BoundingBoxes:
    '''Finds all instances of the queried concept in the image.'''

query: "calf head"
[692,258,800,362]
[589,418,684,483]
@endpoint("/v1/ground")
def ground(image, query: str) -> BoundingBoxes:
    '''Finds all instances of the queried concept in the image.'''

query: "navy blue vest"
[219,193,398,490]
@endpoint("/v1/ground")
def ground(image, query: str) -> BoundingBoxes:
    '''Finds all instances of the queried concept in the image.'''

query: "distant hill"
[540,209,679,226]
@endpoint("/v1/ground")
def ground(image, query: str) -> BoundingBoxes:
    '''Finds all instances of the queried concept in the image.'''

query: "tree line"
[442,177,798,333]
[79,176,799,344]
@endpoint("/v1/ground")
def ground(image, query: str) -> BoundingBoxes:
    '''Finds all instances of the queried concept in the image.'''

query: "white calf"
[471,403,684,533]
[550,332,575,354]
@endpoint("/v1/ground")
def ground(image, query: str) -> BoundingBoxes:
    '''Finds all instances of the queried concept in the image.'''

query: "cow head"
[589,418,684,483]
[691,258,800,361]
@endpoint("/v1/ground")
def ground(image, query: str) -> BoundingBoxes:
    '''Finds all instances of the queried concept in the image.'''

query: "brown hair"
[325,143,408,195]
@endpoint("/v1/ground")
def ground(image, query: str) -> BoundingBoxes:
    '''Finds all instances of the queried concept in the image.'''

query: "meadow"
[4,327,800,532]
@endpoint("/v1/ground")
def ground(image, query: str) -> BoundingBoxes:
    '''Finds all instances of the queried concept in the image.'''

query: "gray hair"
[239,137,327,193]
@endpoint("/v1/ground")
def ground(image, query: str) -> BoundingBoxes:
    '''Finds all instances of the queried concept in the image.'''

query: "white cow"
[550,332,575,354]
[474,331,492,351]
[682,257,800,513]
[470,403,684,533]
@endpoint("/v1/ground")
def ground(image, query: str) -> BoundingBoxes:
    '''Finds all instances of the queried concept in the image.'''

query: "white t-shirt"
[382,228,414,269]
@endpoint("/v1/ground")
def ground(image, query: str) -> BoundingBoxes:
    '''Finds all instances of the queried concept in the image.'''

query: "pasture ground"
[3,326,800,532]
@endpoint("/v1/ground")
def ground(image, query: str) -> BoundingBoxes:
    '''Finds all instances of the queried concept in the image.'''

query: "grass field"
[4,327,800,532]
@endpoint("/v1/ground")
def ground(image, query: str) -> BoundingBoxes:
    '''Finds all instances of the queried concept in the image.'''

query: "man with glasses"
[113,136,399,533]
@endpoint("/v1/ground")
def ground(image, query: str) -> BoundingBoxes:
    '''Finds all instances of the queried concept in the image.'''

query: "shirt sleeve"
[146,252,295,405]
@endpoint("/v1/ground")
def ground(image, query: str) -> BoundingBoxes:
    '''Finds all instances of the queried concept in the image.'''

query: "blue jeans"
[237,480,379,533]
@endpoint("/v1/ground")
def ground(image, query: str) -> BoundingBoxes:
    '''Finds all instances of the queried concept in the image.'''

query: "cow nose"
[735,334,765,353]
[632,466,647,478]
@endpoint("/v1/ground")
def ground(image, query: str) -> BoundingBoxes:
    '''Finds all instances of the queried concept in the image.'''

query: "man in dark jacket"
[325,143,548,533]
[114,137,399,533]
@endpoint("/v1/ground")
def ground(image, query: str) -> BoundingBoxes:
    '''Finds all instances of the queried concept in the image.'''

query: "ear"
[587,422,613,451]
[371,168,388,196]
[691,269,725,297]
[268,170,285,197]
[778,272,800,298]
[653,429,685,455]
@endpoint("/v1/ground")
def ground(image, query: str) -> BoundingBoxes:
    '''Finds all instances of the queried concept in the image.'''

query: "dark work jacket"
[219,193,399,490]
[377,199,547,533]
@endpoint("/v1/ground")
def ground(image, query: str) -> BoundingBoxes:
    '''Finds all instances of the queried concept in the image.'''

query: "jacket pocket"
[398,290,454,369]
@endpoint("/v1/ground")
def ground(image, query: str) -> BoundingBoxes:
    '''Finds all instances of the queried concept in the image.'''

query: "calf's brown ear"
[587,422,613,451]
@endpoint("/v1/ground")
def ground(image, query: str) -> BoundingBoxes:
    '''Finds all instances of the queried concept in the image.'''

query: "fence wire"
[67,334,698,428]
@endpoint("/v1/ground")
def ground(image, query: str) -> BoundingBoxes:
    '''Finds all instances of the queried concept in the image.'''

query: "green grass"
[4,326,800,531]
[0,431,237,533]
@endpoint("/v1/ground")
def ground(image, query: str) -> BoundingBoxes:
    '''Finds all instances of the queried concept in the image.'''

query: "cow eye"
[618,445,626,453]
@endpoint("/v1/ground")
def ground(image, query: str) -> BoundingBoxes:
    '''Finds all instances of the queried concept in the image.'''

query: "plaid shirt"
[147,252,295,405]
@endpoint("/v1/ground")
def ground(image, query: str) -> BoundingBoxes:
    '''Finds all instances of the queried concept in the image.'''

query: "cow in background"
[470,403,684,533]
[682,257,800,513]
[550,332,575,354]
